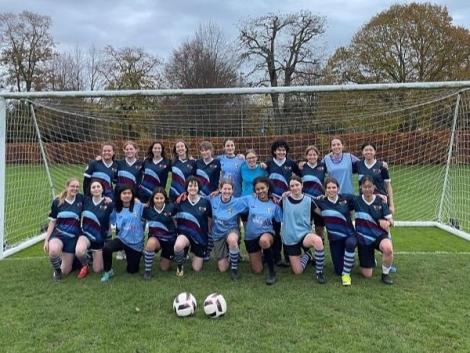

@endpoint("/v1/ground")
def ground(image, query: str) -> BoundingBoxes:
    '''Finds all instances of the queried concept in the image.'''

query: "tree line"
[1,2,468,94]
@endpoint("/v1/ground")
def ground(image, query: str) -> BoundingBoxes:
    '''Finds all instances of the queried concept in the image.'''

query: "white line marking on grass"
[2,256,47,261]
[396,251,470,255]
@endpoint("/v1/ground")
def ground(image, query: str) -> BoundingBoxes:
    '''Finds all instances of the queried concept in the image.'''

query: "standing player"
[142,187,177,280]
[115,141,143,192]
[101,185,145,282]
[356,143,395,214]
[83,142,117,199]
[173,177,212,276]
[43,178,83,280]
[264,139,300,267]
[300,145,327,238]
[210,179,247,280]
[138,141,171,203]
[323,138,359,195]
[75,180,114,278]
[280,176,326,283]
[170,140,196,201]
[312,177,358,286]
[195,141,221,197]
[353,176,394,284]
[242,177,282,285]
[218,139,244,197]
[240,149,267,196]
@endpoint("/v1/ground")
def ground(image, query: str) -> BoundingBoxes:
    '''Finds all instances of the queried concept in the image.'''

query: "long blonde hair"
[58,177,80,206]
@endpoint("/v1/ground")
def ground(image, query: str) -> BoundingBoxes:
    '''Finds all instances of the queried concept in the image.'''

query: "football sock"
[342,251,355,275]
[314,249,325,273]
[229,249,239,270]
[175,249,185,266]
[300,253,309,270]
[144,250,155,272]
[263,248,275,273]
[382,264,392,275]
[50,256,61,271]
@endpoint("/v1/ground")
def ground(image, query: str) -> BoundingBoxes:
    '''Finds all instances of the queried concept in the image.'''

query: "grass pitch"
[1,227,470,353]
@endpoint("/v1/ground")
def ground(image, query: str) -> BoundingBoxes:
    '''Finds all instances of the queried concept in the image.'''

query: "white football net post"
[1,82,470,258]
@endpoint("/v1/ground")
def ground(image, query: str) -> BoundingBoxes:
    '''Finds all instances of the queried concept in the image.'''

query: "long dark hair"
[146,141,166,160]
[147,187,169,208]
[115,185,136,212]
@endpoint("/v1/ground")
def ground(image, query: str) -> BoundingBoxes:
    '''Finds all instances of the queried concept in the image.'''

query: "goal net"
[1,83,469,257]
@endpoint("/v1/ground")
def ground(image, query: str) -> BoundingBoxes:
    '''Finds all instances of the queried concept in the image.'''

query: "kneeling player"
[353,176,394,284]
[173,177,212,276]
[142,187,177,280]
[210,179,247,280]
[280,176,326,283]
[242,177,282,285]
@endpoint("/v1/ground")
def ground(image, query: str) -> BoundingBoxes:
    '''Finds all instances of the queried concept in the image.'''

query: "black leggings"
[103,238,142,274]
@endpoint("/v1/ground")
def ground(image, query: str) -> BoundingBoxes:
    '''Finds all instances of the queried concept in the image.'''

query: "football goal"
[1,81,469,258]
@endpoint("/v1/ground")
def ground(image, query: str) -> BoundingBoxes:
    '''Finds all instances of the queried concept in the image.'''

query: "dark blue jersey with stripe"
[175,197,212,246]
[356,160,390,196]
[266,158,300,199]
[170,159,196,200]
[81,197,114,243]
[353,195,391,245]
[313,195,355,241]
[143,203,177,243]
[195,158,221,197]
[49,194,84,238]
[84,160,117,198]
[116,159,143,190]
[301,161,327,198]
[138,158,171,202]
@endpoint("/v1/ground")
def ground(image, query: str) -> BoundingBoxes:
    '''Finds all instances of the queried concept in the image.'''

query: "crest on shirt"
[373,204,382,211]
[284,166,292,171]
[317,166,324,171]
[198,206,207,212]
[373,168,381,174]
[339,200,347,206]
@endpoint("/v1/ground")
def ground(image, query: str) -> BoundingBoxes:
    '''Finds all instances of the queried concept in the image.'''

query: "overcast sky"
[2,0,469,60]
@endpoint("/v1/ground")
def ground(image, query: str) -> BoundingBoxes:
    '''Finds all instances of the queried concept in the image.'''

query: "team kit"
[44,137,395,286]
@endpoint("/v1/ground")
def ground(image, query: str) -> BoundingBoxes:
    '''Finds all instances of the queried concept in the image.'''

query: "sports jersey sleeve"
[274,204,283,223]
[291,160,300,176]
[48,199,59,220]
[110,210,117,227]
[382,201,392,219]
[382,164,391,182]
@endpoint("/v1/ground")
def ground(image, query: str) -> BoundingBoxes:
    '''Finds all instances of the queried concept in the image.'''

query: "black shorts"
[244,233,274,254]
[358,234,389,268]
[284,235,310,257]
[313,212,325,227]
[187,237,207,258]
[158,239,175,260]
[50,230,77,254]
[90,240,104,250]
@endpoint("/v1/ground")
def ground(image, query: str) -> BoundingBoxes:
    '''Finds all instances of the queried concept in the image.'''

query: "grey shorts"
[212,229,240,260]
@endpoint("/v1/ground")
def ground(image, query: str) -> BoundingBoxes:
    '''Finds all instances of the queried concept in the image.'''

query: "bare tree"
[0,11,55,91]
[165,22,239,88]
[239,11,325,117]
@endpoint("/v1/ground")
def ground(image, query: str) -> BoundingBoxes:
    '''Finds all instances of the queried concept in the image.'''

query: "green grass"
[2,227,470,353]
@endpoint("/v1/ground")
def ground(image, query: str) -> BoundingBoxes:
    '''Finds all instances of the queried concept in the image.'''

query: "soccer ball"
[173,292,197,317]
[203,293,227,318]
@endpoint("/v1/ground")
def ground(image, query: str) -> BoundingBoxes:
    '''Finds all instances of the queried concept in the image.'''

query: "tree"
[0,11,55,91]
[239,11,325,117]
[101,45,162,90]
[165,22,239,88]
[324,2,470,83]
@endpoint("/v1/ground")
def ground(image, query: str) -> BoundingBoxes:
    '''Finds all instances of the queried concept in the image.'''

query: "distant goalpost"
[1,81,470,258]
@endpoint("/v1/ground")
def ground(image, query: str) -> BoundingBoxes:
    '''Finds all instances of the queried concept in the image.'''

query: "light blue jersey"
[218,155,244,197]
[280,196,313,246]
[111,202,145,252]
[241,195,282,241]
[324,152,359,195]
[210,195,248,241]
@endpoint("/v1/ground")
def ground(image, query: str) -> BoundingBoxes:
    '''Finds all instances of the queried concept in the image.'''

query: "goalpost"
[1,82,470,259]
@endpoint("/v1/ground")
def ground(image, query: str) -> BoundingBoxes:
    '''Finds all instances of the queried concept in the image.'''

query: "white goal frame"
[1,81,470,259]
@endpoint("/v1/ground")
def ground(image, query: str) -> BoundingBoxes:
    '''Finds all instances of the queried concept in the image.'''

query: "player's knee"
[361,268,373,278]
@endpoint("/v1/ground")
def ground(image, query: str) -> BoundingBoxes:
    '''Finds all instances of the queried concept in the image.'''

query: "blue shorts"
[50,230,77,254]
